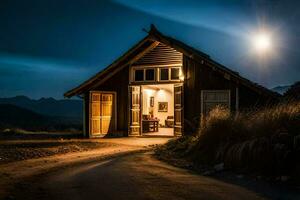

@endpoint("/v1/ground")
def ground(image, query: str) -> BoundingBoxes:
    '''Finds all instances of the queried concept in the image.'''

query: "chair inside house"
[165,116,174,128]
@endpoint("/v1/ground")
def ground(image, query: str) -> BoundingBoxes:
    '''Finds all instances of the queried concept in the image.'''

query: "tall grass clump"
[190,106,250,165]
[161,102,300,182]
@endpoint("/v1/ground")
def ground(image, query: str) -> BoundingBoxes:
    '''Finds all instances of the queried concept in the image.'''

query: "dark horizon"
[1,0,300,99]
[0,95,81,101]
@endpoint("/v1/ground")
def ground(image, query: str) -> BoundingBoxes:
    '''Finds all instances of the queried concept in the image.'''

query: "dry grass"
[157,102,300,182]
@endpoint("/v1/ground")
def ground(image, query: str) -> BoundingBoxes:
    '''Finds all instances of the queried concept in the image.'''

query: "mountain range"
[0,104,82,131]
[271,85,291,95]
[0,96,82,131]
[0,96,82,119]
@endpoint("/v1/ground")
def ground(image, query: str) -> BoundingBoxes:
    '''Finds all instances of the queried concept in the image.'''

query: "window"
[145,69,155,81]
[160,68,169,80]
[134,69,144,81]
[201,90,230,115]
[132,66,182,82]
[171,68,180,80]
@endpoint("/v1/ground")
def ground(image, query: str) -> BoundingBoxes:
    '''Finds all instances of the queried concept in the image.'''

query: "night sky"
[0,0,299,99]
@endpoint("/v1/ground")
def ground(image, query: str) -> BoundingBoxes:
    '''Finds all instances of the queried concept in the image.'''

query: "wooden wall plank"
[134,43,182,66]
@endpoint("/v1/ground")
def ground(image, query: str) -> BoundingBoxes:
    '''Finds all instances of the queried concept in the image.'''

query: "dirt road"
[0,138,270,200]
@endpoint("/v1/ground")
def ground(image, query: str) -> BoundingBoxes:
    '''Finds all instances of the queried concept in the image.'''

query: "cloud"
[0,53,93,98]
[113,0,255,37]
[0,53,87,73]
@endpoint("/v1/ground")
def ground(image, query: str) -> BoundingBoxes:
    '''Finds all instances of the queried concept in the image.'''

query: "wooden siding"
[134,43,182,66]
[183,56,237,134]
[85,65,130,136]
[238,84,277,111]
[183,55,278,134]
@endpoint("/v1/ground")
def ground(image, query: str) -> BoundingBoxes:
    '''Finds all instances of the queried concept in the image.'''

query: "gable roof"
[64,25,280,99]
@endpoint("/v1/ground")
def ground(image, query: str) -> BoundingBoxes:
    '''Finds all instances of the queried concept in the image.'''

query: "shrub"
[190,106,249,164]
[161,102,300,181]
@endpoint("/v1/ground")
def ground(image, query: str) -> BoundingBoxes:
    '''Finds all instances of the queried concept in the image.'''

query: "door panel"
[101,118,111,134]
[101,94,113,134]
[174,84,183,136]
[90,92,115,136]
[90,92,101,135]
[129,86,141,136]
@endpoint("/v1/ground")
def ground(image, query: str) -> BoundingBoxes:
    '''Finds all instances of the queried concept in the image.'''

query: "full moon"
[253,32,271,52]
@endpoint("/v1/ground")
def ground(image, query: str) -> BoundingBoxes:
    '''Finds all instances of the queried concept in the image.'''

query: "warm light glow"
[144,89,154,96]
[179,69,184,81]
[252,32,272,52]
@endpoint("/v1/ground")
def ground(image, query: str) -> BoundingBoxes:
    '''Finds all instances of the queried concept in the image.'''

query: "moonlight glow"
[252,32,272,52]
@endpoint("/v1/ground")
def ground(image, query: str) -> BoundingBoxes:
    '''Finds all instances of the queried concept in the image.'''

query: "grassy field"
[156,101,300,185]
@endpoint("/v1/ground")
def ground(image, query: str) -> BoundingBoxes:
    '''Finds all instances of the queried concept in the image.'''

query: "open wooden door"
[90,91,115,137]
[174,84,183,136]
[129,86,141,136]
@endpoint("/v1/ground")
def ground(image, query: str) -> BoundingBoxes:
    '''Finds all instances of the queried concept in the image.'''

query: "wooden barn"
[64,25,280,138]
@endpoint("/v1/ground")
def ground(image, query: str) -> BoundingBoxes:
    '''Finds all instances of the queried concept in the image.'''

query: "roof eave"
[64,35,154,98]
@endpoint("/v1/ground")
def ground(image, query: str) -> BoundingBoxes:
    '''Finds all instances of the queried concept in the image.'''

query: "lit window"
[134,70,144,81]
[171,68,180,80]
[145,69,155,81]
[160,68,169,80]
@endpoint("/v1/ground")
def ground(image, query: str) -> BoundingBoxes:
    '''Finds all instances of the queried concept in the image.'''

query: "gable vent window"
[171,68,180,80]
[160,68,169,80]
[134,69,144,81]
[145,69,155,81]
